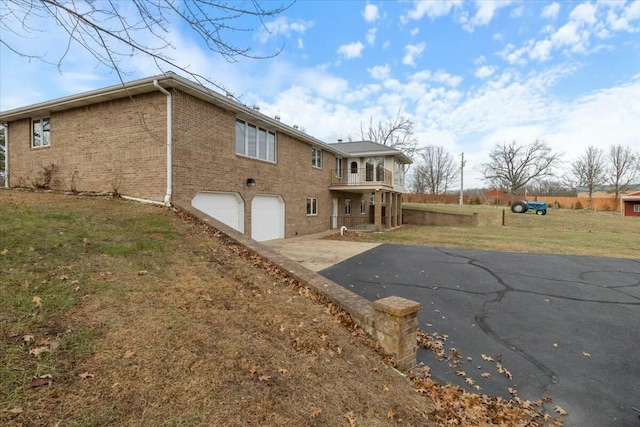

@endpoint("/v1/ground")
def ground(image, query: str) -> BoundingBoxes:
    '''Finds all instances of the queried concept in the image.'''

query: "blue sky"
[1,0,639,188]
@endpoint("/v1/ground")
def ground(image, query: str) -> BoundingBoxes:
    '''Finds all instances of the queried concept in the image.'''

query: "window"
[335,157,343,178]
[345,199,352,215]
[235,119,276,162]
[634,204,640,213]
[312,147,322,168]
[307,197,318,216]
[394,160,404,185]
[360,199,366,215]
[32,118,50,148]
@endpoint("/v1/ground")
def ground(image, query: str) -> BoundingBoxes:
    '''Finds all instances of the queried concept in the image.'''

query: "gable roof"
[0,72,348,157]
[330,141,412,164]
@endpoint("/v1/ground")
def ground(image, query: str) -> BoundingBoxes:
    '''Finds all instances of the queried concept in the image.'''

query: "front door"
[332,198,338,228]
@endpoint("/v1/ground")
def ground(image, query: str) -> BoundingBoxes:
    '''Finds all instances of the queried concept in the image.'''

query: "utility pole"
[459,152,465,206]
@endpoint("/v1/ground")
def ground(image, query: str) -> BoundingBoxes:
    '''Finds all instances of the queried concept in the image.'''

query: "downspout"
[153,80,172,206]
[2,124,7,188]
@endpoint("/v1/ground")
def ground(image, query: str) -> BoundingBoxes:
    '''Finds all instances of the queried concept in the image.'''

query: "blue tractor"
[511,200,547,215]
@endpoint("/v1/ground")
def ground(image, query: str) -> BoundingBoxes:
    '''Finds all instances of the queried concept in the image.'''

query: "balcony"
[330,168,393,189]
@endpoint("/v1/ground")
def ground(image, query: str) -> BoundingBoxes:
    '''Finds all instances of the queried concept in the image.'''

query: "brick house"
[0,73,410,241]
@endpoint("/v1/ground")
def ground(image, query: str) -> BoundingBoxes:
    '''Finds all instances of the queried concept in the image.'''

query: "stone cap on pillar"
[372,296,421,316]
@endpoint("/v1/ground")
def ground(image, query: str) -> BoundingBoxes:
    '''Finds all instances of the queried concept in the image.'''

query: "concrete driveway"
[320,244,640,427]
[263,232,380,272]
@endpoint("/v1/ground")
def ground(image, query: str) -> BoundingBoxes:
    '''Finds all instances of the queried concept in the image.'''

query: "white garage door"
[191,191,244,233]
[251,195,285,242]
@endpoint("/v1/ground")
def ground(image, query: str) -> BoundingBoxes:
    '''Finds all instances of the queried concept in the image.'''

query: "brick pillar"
[372,296,421,371]
[398,194,403,225]
[374,190,382,232]
[385,191,392,230]
[391,193,398,227]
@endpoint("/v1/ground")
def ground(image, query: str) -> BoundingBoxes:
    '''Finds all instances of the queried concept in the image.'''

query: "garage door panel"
[251,195,284,242]
[192,192,244,233]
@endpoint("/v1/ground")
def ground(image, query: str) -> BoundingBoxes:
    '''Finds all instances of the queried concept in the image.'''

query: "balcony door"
[349,161,359,185]
[366,157,384,182]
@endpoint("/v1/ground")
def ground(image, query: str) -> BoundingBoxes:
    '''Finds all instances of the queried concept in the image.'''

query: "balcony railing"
[331,168,393,187]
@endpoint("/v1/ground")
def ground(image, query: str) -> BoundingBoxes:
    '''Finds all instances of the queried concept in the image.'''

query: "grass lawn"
[356,203,640,259]
[1,191,571,426]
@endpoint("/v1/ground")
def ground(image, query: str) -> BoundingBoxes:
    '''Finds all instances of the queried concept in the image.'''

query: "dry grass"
[1,190,435,426]
[355,203,640,259]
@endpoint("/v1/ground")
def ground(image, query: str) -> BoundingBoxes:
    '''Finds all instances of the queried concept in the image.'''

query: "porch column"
[385,191,392,230]
[374,190,382,232]
[391,193,397,227]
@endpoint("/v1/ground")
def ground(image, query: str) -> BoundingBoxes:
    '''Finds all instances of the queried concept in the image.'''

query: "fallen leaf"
[7,407,23,415]
[29,375,52,387]
[278,368,288,374]
[456,370,466,377]
[23,334,35,343]
[481,372,491,378]
[344,412,356,427]
[200,294,213,302]
[32,296,43,309]
[1,249,8,255]
[554,406,568,415]
[370,366,379,373]
[58,275,69,281]
[383,385,389,391]
[249,365,259,375]
[387,408,396,419]
[310,406,322,418]
[258,375,271,382]
[29,346,49,357]
[582,351,591,357]
[83,237,91,246]
[320,333,327,341]
[79,372,94,379]
[123,350,136,359]
[279,324,286,333]
[508,387,517,395]
[137,270,148,276]
[481,353,494,362]
[464,377,475,386]
[553,343,558,348]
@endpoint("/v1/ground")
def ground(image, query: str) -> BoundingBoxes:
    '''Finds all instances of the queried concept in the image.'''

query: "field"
[357,203,640,259]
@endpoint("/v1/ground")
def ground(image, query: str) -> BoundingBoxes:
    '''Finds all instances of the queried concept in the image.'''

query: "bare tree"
[359,109,418,157]
[479,140,561,195]
[1,0,293,90]
[412,146,459,195]
[607,144,638,211]
[569,145,606,207]
[526,179,574,197]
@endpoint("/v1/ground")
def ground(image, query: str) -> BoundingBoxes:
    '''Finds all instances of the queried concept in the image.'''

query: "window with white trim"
[32,118,50,148]
[307,197,318,216]
[634,204,640,213]
[360,199,366,215]
[312,147,322,168]
[345,199,352,216]
[235,118,276,162]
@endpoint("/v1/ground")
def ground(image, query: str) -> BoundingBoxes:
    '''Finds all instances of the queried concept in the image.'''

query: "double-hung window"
[312,147,322,169]
[634,204,640,213]
[307,197,318,216]
[345,199,352,216]
[360,199,366,215]
[235,118,276,162]
[32,118,51,148]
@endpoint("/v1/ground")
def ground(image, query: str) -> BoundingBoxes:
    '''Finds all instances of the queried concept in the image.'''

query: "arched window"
[350,161,358,173]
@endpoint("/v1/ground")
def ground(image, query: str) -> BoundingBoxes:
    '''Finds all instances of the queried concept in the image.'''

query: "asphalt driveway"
[320,244,640,427]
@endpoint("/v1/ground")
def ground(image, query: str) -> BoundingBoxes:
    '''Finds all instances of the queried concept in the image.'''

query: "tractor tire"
[536,209,544,215]
[511,201,527,213]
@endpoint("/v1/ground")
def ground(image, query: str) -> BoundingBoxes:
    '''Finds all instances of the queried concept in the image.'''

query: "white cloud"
[569,3,597,25]
[475,65,496,79]
[402,42,426,67]
[411,28,420,36]
[368,64,391,80]
[363,4,379,22]
[260,17,313,42]
[366,28,378,45]
[510,6,524,18]
[541,2,561,20]
[401,0,463,23]
[461,0,513,32]
[337,41,365,59]
[432,70,463,87]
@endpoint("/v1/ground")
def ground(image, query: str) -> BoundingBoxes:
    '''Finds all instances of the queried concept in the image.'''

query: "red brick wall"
[7,93,167,200]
